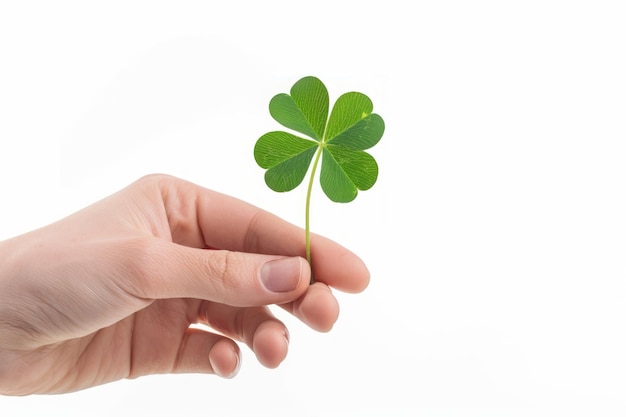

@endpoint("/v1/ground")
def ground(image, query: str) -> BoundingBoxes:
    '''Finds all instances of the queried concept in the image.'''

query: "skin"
[0,174,369,395]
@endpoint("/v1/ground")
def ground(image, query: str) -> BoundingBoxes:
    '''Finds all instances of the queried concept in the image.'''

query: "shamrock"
[254,76,384,279]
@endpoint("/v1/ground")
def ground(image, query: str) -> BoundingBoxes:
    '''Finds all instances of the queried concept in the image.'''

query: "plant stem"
[305,144,324,284]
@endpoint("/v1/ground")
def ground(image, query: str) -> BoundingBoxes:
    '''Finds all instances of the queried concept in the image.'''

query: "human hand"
[0,174,369,395]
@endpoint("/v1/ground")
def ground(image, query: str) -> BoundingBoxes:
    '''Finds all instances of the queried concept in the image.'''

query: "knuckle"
[209,250,246,292]
[116,237,165,298]
[136,173,172,187]
[243,210,265,253]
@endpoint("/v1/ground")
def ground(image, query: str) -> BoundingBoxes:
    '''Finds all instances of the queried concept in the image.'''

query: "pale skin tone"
[0,174,369,395]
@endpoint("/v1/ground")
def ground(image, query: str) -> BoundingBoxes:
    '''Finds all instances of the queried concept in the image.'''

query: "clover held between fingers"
[253,76,385,281]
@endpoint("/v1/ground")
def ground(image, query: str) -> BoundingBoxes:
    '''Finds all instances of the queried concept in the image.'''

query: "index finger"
[156,175,369,294]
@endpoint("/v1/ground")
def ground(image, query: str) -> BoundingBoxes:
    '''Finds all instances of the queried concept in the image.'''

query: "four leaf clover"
[253,76,384,278]
[254,76,384,202]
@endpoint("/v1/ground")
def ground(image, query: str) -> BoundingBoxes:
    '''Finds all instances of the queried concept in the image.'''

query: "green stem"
[305,144,324,284]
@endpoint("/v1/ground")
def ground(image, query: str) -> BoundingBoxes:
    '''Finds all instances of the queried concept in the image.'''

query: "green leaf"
[327,113,385,150]
[325,92,374,140]
[325,145,379,191]
[254,131,317,191]
[319,148,358,202]
[320,146,379,202]
[264,148,317,192]
[269,76,329,141]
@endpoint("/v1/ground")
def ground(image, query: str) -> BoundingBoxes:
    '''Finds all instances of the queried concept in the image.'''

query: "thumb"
[126,239,311,306]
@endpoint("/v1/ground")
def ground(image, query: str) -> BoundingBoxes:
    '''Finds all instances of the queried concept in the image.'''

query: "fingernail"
[227,347,241,379]
[260,257,302,292]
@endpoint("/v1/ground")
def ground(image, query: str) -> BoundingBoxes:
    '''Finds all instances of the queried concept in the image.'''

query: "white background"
[1,1,625,415]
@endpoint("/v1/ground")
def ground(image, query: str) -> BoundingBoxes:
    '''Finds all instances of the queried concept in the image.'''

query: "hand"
[0,174,369,395]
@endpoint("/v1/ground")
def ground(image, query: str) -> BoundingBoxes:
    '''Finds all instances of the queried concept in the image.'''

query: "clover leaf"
[254,76,384,280]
